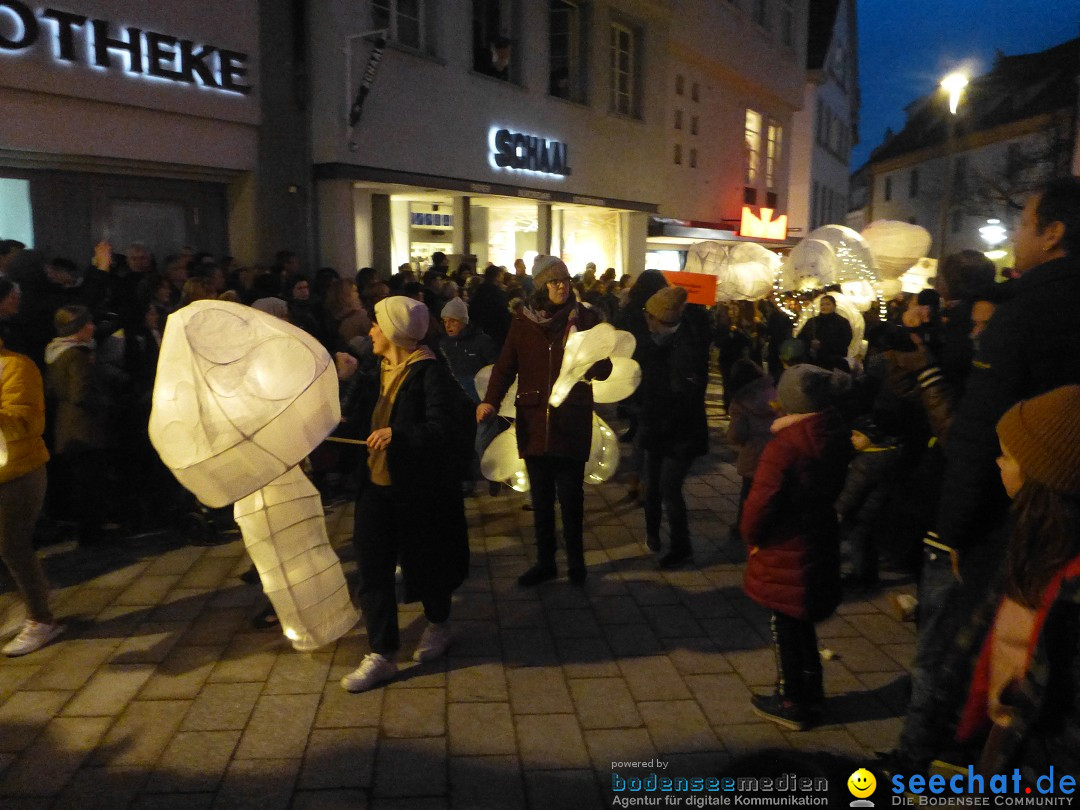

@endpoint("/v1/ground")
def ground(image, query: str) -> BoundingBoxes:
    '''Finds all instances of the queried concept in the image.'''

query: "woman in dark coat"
[637,287,711,567]
[741,364,852,730]
[478,257,611,586]
[341,296,469,693]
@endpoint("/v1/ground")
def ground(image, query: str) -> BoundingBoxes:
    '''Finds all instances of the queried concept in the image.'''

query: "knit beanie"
[441,296,469,325]
[645,286,687,326]
[777,363,834,414]
[375,295,429,348]
[251,297,289,320]
[54,304,92,337]
[996,385,1080,495]
[533,256,571,288]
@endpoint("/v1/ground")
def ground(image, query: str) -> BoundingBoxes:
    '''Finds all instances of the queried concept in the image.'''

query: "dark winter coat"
[726,375,778,478]
[637,311,711,460]
[44,341,111,455]
[440,323,498,402]
[937,255,1080,552]
[468,280,511,348]
[797,312,852,370]
[740,408,853,621]
[348,359,470,603]
[483,300,611,461]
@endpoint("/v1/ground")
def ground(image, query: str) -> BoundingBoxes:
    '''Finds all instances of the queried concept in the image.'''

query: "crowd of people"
[0,175,1078,789]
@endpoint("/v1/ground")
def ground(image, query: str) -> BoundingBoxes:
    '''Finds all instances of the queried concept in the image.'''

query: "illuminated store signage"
[0,0,251,94]
[739,206,787,240]
[490,128,571,177]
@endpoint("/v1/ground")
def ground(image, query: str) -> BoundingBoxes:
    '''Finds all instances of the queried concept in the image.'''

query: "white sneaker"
[413,621,453,662]
[340,653,398,693]
[2,620,62,657]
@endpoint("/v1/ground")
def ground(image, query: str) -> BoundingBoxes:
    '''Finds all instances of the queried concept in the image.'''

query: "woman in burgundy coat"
[740,364,853,730]
[478,257,610,587]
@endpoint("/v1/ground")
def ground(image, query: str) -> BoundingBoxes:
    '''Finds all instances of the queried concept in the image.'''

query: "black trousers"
[524,456,585,572]
[642,451,692,550]
[353,484,451,656]
[770,611,822,704]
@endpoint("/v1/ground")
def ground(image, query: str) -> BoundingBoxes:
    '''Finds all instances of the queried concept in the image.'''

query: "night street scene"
[1,0,1080,807]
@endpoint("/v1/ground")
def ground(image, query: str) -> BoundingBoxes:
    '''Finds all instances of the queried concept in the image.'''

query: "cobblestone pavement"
[0,385,918,809]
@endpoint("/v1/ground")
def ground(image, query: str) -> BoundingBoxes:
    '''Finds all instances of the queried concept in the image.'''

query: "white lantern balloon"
[861,220,932,279]
[149,300,358,651]
[611,330,636,359]
[718,243,780,301]
[474,366,517,418]
[584,414,620,484]
[686,241,727,276]
[591,357,641,403]
[839,281,877,313]
[480,428,529,492]
[779,238,837,291]
[878,278,903,299]
[549,323,617,407]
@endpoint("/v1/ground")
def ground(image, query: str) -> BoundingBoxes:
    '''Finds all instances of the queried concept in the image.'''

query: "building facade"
[308,0,808,277]
[859,37,1078,265]
[0,0,277,265]
[787,0,858,238]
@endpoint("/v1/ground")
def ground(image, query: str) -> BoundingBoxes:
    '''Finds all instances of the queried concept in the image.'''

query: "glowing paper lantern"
[584,414,620,484]
[794,292,866,359]
[611,330,636,359]
[480,429,529,492]
[0,430,7,468]
[686,241,727,276]
[474,366,518,418]
[839,281,877,313]
[149,300,359,651]
[549,323,617,407]
[779,238,837,291]
[878,279,903,299]
[861,220,932,279]
[718,243,780,301]
[591,357,641,403]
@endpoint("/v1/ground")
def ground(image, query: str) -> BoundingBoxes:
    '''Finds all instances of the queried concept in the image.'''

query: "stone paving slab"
[0,386,923,808]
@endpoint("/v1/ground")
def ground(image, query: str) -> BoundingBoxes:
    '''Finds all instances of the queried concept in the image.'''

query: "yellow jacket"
[0,344,50,484]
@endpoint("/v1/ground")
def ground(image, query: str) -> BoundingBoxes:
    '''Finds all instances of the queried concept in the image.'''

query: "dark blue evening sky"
[853,0,1080,169]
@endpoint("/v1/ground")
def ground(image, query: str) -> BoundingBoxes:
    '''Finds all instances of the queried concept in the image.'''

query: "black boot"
[517,563,557,587]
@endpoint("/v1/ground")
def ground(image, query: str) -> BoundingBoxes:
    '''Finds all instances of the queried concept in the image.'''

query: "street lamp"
[936,71,968,259]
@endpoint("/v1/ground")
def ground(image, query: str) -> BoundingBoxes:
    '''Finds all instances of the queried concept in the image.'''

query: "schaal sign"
[0,0,251,94]
[491,128,571,177]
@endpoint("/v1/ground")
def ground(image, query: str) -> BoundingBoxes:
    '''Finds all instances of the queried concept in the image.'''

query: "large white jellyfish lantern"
[474,366,517,418]
[795,292,866,359]
[149,300,359,651]
[591,357,641,403]
[839,281,878,312]
[718,243,780,301]
[861,220,932,279]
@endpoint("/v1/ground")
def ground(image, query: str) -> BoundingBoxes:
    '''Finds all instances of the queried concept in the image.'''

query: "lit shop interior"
[378,189,629,276]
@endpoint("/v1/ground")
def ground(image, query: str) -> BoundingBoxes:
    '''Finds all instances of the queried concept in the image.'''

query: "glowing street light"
[979,218,1007,247]
[940,71,969,115]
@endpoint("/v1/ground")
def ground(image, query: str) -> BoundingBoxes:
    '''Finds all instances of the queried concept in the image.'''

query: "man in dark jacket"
[477,257,611,586]
[638,287,710,567]
[468,266,512,350]
[796,295,851,370]
[890,176,1080,773]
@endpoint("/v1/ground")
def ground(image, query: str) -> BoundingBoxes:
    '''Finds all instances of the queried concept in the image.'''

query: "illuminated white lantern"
[686,241,727,276]
[149,300,359,651]
[861,220,932,279]
[591,357,642,403]
[611,330,636,359]
[474,366,518,418]
[480,429,530,492]
[878,279,903,298]
[0,429,7,468]
[794,292,866,359]
[549,323,617,407]
[718,243,780,301]
[779,238,837,291]
[839,281,877,312]
[584,414,620,484]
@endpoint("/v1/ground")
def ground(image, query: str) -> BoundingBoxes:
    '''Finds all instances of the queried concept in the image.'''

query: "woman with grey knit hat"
[478,256,612,586]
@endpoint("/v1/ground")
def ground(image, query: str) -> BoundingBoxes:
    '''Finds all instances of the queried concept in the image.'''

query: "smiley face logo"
[848,768,877,798]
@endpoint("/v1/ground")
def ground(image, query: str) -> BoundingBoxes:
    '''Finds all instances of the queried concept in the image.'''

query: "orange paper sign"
[661,271,718,305]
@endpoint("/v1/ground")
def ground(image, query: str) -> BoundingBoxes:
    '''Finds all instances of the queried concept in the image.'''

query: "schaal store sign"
[491,128,571,177]
[0,0,251,94]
